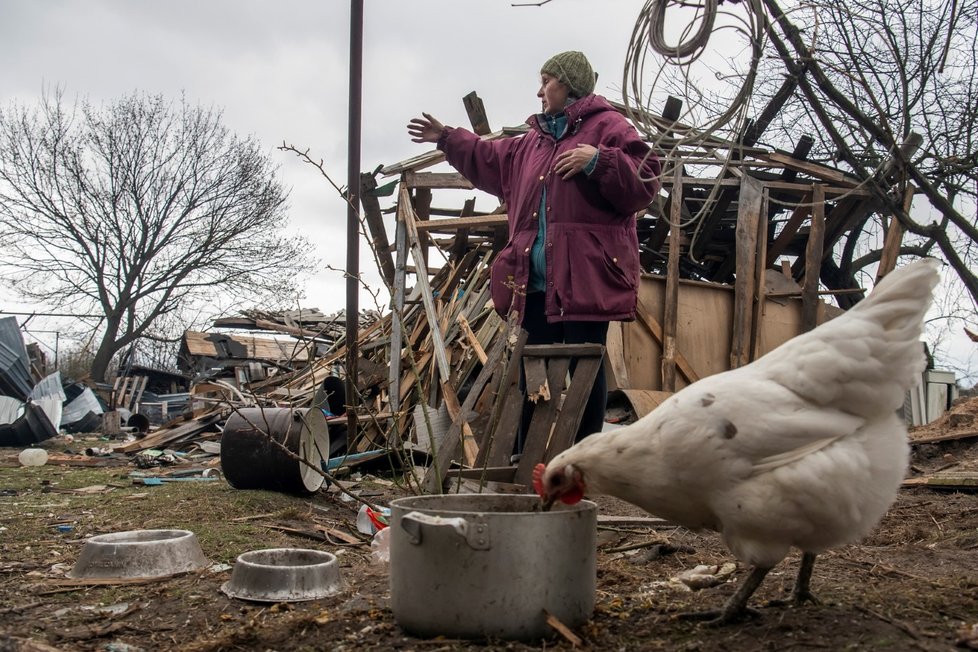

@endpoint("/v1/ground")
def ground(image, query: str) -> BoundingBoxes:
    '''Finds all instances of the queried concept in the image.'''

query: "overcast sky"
[0,0,652,311]
[1,0,975,383]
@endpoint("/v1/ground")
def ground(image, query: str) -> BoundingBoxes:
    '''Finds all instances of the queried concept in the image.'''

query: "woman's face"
[538,74,569,115]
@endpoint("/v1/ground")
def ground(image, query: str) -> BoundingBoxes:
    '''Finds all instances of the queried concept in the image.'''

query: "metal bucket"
[220,408,329,494]
[389,494,596,641]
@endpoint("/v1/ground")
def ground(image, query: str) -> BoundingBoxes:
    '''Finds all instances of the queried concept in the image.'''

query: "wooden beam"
[801,184,826,332]
[876,185,913,283]
[463,91,492,136]
[661,165,682,392]
[450,197,476,263]
[414,214,509,232]
[359,172,396,287]
[421,317,510,493]
[730,176,764,369]
[398,185,479,469]
[765,192,811,266]
[404,171,475,190]
[477,329,528,467]
[750,193,769,361]
[634,303,700,384]
[757,151,862,187]
[387,213,407,417]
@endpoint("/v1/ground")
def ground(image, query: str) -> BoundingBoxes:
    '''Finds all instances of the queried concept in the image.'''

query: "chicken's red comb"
[532,463,546,498]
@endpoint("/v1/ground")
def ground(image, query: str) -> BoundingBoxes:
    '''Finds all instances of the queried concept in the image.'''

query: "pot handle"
[400,511,491,550]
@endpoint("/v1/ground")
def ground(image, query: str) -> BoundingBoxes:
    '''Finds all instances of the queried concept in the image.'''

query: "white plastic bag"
[370,527,391,564]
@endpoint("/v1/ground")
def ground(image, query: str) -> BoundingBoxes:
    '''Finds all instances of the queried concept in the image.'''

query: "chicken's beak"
[541,494,557,512]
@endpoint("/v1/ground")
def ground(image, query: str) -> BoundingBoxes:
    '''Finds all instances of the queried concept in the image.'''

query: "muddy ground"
[1,397,977,652]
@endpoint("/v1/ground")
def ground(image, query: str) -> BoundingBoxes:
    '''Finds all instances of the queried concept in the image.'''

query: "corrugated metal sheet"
[0,317,33,400]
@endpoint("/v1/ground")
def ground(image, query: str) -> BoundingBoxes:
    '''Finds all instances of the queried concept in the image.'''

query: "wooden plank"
[902,472,978,488]
[441,382,479,465]
[413,187,432,269]
[129,376,148,412]
[404,171,475,190]
[399,185,479,468]
[758,151,862,186]
[661,176,869,197]
[597,515,674,527]
[414,213,509,232]
[445,477,527,494]
[463,91,491,136]
[514,356,572,487]
[420,315,512,493]
[544,353,604,461]
[661,165,682,391]
[524,357,551,402]
[619,389,673,419]
[766,194,811,266]
[114,412,224,453]
[449,466,517,483]
[450,197,476,262]
[801,184,826,332]
[634,304,700,384]
[605,321,629,391]
[478,329,528,467]
[730,176,764,369]
[457,314,488,365]
[115,376,131,411]
[750,194,769,361]
[360,172,396,287]
[910,430,978,445]
[382,128,519,176]
[387,210,407,417]
[876,185,913,283]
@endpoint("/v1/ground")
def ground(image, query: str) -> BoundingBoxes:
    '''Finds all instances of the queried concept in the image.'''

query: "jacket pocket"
[551,223,638,318]
[490,230,535,317]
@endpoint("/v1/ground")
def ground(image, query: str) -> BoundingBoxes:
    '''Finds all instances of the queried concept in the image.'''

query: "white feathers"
[546,259,941,569]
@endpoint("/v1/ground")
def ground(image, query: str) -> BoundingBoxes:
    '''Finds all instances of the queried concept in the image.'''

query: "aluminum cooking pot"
[389,494,596,641]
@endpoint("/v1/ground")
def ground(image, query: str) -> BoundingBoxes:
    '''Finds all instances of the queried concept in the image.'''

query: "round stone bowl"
[68,529,209,579]
[221,548,342,602]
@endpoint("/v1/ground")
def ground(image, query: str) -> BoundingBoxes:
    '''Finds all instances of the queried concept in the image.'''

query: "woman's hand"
[554,144,598,180]
[407,112,446,143]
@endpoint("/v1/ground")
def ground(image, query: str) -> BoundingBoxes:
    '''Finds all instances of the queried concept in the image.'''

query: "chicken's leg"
[676,565,771,625]
[791,551,820,605]
[767,551,821,608]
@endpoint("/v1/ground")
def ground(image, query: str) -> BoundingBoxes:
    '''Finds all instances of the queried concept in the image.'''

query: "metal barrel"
[220,407,330,495]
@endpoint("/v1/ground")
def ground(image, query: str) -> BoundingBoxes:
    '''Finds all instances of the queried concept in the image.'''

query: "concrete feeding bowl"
[68,529,209,579]
[221,548,342,602]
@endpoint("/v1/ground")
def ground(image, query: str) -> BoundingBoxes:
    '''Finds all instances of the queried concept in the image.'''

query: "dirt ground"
[1,396,977,651]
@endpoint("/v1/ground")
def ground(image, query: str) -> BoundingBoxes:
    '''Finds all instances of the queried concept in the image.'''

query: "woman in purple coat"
[408,50,661,446]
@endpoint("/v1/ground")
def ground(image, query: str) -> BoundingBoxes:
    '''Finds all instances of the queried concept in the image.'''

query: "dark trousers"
[517,292,609,453]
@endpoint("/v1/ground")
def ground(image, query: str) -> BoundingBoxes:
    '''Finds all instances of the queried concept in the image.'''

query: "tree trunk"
[90,315,123,383]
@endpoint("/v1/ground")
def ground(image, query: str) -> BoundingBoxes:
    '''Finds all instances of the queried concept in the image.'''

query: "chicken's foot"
[767,552,821,608]
[675,565,770,625]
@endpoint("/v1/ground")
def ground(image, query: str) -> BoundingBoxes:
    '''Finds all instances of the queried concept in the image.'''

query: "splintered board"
[903,472,978,489]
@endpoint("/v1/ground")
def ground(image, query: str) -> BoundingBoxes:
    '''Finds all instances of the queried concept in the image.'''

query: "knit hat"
[541,51,596,98]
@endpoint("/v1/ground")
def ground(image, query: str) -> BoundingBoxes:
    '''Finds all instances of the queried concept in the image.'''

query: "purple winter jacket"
[437,94,661,322]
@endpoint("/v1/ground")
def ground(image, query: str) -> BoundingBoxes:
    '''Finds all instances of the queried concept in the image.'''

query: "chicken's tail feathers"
[847,258,941,336]
[759,258,940,416]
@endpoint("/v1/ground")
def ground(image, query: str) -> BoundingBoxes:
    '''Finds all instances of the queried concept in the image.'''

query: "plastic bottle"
[18,448,48,467]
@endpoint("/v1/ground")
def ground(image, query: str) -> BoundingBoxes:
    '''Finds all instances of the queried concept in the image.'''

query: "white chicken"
[534,258,940,623]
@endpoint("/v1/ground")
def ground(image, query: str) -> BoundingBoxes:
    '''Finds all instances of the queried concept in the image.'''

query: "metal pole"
[345,0,363,441]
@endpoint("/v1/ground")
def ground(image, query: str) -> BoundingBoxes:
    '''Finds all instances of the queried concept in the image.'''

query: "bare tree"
[754,0,978,299]
[0,91,316,382]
